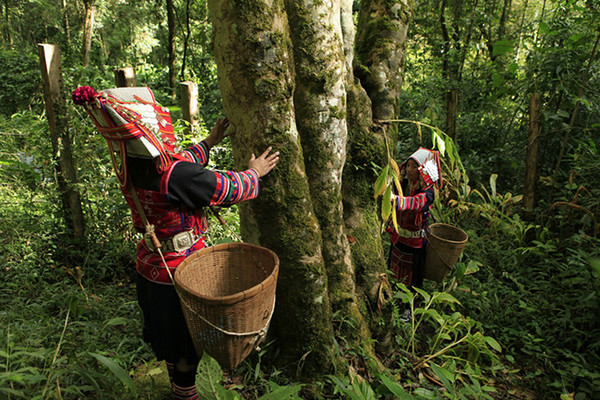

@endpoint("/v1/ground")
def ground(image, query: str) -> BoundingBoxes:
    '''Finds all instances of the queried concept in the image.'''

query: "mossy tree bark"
[340,0,395,353]
[355,0,413,122]
[284,0,376,365]
[208,0,412,379]
[208,0,338,378]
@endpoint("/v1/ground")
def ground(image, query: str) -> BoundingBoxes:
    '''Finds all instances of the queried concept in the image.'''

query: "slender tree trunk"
[3,0,11,48]
[166,0,177,100]
[180,0,192,80]
[497,0,512,40]
[82,0,94,67]
[523,92,541,218]
[62,0,71,49]
[446,89,459,141]
[38,44,85,238]
[208,0,339,378]
[440,0,463,141]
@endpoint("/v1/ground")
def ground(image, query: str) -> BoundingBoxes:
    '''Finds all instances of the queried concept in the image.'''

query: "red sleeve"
[395,188,434,212]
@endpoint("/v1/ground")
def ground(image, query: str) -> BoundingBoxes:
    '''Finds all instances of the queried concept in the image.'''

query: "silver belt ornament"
[396,227,425,239]
[144,230,200,253]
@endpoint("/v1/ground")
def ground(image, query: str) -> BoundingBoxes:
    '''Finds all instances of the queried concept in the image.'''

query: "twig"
[421,367,443,387]
[414,333,469,369]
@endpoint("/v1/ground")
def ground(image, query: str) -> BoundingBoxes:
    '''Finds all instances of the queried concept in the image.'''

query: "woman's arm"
[394,188,434,212]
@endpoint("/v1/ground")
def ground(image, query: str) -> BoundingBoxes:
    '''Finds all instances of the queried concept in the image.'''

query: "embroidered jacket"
[127,141,260,284]
[388,179,434,249]
[72,86,261,285]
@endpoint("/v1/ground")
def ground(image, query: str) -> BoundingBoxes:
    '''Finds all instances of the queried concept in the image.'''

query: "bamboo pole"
[38,43,85,238]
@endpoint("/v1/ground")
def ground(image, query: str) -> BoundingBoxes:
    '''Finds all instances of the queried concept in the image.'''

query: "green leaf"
[374,165,390,199]
[413,387,436,398]
[430,362,455,391]
[381,185,393,221]
[433,292,461,306]
[466,260,480,275]
[257,382,303,399]
[590,258,600,278]
[454,262,466,279]
[352,379,377,400]
[492,71,504,88]
[484,336,502,352]
[103,317,128,328]
[432,129,446,156]
[489,174,498,198]
[90,353,137,396]
[196,353,229,400]
[378,375,412,399]
[391,200,399,233]
[414,308,443,326]
[413,287,430,304]
[0,387,26,398]
[492,39,514,56]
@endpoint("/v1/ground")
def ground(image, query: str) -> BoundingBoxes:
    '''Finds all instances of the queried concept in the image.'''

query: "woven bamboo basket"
[424,223,468,282]
[173,242,279,370]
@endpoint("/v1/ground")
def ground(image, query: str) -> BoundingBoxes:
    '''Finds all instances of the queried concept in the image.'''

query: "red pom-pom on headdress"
[72,86,99,105]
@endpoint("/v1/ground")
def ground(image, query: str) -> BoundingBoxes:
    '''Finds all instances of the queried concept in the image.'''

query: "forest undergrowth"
[1,110,599,400]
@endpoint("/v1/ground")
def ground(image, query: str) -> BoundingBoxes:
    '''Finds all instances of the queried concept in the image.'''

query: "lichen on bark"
[209,0,339,378]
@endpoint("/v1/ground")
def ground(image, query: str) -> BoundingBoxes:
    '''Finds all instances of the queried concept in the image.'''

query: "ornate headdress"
[72,86,184,188]
[400,147,443,189]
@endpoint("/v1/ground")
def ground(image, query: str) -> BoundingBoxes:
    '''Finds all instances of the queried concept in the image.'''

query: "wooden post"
[38,43,85,238]
[523,92,541,218]
[180,81,199,134]
[114,67,137,87]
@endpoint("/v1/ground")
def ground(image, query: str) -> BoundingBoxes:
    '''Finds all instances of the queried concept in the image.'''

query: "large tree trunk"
[341,0,393,352]
[82,0,94,67]
[283,0,376,361]
[208,0,411,379]
[208,0,339,378]
[355,0,412,122]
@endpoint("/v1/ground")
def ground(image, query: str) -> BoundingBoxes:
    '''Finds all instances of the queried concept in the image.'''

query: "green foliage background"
[0,0,599,399]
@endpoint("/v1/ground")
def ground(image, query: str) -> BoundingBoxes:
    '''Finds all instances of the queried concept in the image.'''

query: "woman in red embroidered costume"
[73,86,279,400]
[386,148,442,320]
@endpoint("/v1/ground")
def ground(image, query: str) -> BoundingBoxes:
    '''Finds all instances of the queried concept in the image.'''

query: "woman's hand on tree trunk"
[249,147,279,177]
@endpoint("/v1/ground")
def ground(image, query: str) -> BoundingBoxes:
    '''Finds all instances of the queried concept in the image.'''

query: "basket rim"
[174,242,279,305]
[427,223,468,244]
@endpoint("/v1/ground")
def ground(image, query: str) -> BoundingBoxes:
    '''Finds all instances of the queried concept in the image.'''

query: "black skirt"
[388,240,426,288]
[136,273,200,365]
